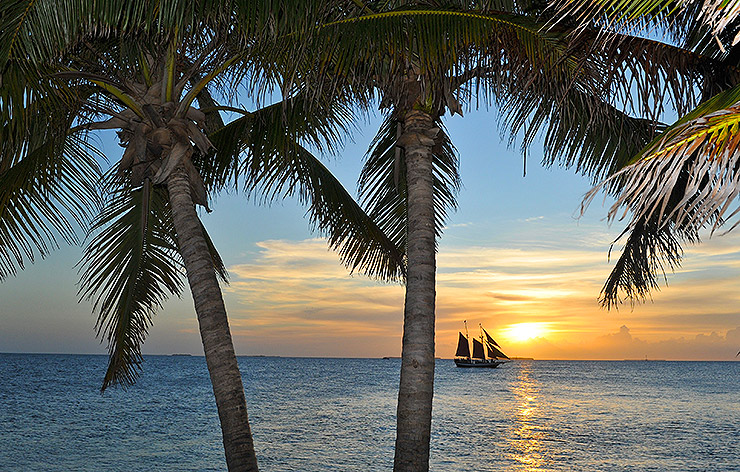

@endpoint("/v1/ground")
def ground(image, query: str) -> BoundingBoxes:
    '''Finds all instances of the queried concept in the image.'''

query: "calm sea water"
[0,354,737,471]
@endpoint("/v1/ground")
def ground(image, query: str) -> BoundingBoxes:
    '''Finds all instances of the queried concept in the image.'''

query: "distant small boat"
[170,353,192,357]
[454,322,510,368]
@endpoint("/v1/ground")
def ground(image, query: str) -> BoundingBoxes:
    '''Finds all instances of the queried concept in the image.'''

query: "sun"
[506,323,548,342]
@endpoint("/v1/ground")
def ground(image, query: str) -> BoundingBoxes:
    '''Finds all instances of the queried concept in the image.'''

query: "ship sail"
[471,338,485,359]
[482,328,501,348]
[455,332,471,358]
[481,327,509,359]
[486,342,510,360]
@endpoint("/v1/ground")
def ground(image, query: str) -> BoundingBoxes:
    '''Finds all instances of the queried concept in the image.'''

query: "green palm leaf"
[503,64,667,184]
[244,136,407,281]
[205,92,353,191]
[552,0,740,46]
[310,6,583,92]
[592,83,740,234]
[599,215,698,308]
[549,0,697,39]
[0,114,100,280]
[78,179,184,390]
[202,89,406,279]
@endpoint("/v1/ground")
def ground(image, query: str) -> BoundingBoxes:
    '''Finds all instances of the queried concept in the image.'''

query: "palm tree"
[302,1,725,469]
[0,2,402,471]
[556,0,740,307]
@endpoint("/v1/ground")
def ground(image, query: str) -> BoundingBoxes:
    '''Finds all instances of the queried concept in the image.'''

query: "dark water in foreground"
[0,354,737,471]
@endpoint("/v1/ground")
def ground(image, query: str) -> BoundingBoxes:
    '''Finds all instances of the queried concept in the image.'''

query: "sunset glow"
[0,112,738,361]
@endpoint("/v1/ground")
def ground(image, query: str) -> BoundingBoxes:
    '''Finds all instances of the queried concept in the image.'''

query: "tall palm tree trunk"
[394,108,438,472]
[166,165,259,472]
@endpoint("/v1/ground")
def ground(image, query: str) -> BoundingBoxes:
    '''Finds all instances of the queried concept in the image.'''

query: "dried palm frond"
[591,84,740,235]
[582,84,740,306]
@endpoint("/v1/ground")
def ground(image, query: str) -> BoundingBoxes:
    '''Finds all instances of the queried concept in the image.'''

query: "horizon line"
[1,352,739,361]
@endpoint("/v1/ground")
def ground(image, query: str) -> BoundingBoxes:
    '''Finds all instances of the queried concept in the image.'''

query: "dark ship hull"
[454,358,507,368]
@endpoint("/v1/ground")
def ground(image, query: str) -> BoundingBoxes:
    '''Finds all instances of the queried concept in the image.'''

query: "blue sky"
[1,108,739,360]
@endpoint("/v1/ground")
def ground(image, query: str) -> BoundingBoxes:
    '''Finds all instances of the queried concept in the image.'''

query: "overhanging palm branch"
[311,5,585,104]
[204,92,354,190]
[501,70,666,183]
[204,89,406,280]
[598,214,700,308]
[591,82,740,228]
[77,173,229,389]
[551,0,739,37]
[534,1,740,308]
[496,24,737,181]
[251,139,407,279]
[548,0,703,42]
[700,0,740,46]
[549,0,740,64]
[582,83,740,306]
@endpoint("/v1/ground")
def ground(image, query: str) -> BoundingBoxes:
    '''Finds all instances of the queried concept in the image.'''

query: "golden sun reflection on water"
[507,362,550,471]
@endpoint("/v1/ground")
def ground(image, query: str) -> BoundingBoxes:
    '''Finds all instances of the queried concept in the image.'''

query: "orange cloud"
[514,325,740,360]
[220,235,740,360]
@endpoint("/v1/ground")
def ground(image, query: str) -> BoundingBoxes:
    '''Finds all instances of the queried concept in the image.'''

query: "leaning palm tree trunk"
[394,108,438,472]
[166,165,259,472]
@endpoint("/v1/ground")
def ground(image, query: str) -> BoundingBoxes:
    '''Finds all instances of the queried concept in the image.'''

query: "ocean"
[0,354,737,471]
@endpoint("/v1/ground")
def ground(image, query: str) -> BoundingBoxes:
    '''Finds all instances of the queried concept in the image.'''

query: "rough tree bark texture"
[167,165,259,472]
[393,108,438,472]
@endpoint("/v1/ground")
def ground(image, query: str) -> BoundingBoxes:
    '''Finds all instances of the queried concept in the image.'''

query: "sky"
[1,108,739,360]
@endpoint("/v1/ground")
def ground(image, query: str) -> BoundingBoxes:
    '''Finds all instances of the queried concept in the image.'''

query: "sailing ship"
[454,321,510,368]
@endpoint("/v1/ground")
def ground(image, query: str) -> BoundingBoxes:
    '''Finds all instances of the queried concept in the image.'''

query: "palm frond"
[303,5,584,105]
[599,216,696,309]
[586,29,733,117]
[0,119,100,280]
[502,68,666,184]
[245,137,407,281]
[592,85,740,237]
[593,153,706,308]
[582,85,740,306]
[78,179,184,390]
[550,0,739,53]
[358,114,460,255]
[548,0,700,40]
[700,0,740,47]
[205,91,355,191]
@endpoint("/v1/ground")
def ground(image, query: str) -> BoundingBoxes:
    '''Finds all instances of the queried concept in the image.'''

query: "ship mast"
[464,320,471,360]
[479,323,486,361]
